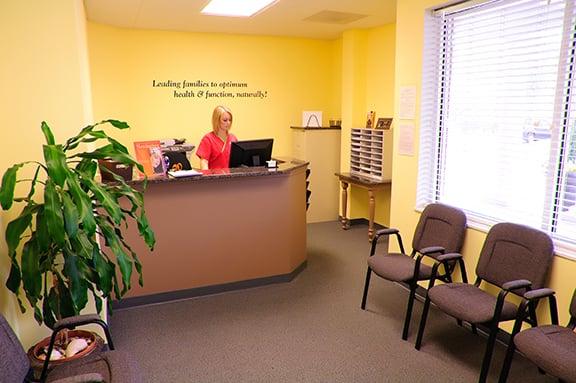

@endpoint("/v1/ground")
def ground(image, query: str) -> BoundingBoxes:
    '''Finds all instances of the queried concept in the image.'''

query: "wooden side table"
[335,172,392,241]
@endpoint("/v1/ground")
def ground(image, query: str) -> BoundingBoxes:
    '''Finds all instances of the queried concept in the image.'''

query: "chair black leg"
[478,322,499,383]
[498,338,516,383]
[361,267,372,310]
[415,295,432,350]
[402,283,417,340]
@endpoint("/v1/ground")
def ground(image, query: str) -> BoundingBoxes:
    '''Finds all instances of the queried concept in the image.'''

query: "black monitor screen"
[229,139,273,167]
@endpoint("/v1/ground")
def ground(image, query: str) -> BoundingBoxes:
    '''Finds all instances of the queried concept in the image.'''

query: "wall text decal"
[152,79,269,99]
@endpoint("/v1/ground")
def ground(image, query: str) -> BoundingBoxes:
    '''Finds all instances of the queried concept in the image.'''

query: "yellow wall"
[86,23,341,168]
[392,0,576,326]
[0,7,396,347]
[339,26,396,226]
[0,0,97,347]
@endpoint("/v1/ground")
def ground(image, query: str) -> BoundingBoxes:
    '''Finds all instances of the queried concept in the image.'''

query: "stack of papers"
[168,169,203,178]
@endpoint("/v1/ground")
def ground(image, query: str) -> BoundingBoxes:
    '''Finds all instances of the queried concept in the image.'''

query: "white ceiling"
[83,0,397,40]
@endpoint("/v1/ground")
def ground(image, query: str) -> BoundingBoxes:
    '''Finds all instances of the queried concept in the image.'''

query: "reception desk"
[115,158,308,308]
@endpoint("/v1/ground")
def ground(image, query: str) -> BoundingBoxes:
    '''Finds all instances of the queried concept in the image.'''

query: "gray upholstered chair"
[499,288,576,383]
[0,313,141,383]
[361,203,467,340]
[414,222,555,383]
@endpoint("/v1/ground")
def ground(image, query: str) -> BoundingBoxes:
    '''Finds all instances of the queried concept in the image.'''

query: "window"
[418,0,576,256]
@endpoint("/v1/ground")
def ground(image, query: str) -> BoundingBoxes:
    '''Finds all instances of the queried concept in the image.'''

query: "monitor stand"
[252,155,261,166]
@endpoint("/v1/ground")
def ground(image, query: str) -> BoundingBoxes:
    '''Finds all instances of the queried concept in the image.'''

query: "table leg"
[340,181,350,230]
[368,188,375,241]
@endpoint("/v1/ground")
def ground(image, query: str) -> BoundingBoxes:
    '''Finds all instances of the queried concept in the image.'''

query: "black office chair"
[0,313,141,382]
[361,203,467,340]
[499,288,576,383]
[414,222,555,383]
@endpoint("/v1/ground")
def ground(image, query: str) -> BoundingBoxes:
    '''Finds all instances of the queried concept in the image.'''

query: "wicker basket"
[27,330,104,375]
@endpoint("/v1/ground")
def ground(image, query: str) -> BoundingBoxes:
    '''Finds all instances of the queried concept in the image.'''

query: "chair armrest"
[435,252,462,262]
[375,228,399,236]
[50,373,104,383]
[54,314,102,330]
[419,246,445,255]
[370,228,406,256]
[524,288,555,301]
[502,279,532,292]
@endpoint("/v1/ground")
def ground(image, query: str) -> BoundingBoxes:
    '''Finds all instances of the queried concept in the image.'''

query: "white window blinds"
[418,0,576,255]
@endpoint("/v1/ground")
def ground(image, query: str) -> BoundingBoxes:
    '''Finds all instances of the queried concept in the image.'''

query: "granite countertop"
[129,157,309,185]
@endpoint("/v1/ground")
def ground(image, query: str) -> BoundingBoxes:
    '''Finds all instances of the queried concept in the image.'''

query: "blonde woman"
[196,105,238,169]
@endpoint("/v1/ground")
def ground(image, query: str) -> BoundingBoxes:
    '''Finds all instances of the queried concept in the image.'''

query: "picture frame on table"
[376,117,393,130]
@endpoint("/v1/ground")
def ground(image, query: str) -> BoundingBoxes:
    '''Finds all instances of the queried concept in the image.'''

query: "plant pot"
[98,159,133,182]
[27,330,104,375]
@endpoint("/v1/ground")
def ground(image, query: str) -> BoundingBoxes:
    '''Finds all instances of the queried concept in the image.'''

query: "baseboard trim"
[112,261,307,310]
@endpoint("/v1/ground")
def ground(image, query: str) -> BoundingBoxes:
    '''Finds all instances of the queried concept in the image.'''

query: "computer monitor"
[229,139,273,167]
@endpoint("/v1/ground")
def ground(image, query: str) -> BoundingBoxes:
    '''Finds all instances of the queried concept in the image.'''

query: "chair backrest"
[476,222,554,290]
[0,314,30,382]
[412,203,467,257]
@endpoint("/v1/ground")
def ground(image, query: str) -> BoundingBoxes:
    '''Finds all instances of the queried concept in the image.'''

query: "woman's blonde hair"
[212,105,233,133]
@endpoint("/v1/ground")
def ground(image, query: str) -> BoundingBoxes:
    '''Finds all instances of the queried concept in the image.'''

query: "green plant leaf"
[75,158,98,179]
[63,252,89,312]
[61,192,79,238]
[89,130,107,139]
[35,206,51,256]
[33,306,43,325]
[21,238,42,304]
[92,248,113,297]
[45,287,59,328]
[43,144,68,187]
[5,210,32,256]
[6,262,22,295]
[82,178,123,225]
[55,275,77,320]
[0,163,24,210]
[98,219,132,294]
[137,212,156,250]
[105,119,130,129]
[40,121,56,145]
[64,123,95,152]
[88,286,103,314]
[67,173,97,236]
[71,231,95,259]
[44,179,65,247]
[106,136,129,154]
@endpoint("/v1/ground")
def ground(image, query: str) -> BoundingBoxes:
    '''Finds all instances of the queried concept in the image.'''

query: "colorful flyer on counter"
[133,140,165,176]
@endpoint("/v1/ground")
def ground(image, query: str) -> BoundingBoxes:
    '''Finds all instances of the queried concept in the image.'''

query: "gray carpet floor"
[110,221,556,382]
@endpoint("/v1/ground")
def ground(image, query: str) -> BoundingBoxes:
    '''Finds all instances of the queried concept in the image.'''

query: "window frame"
[417,0,576,260]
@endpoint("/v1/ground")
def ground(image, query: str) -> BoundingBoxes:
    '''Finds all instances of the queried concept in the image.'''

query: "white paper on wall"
[398,123,415,156]
[302,111,322,127]
[399,86,417,120]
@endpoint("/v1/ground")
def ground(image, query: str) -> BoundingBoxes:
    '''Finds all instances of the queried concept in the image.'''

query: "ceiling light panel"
[201,0,278,17]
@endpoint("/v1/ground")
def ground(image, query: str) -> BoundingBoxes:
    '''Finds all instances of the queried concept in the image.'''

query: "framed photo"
[366,111,376,129]
[376,117,393,130]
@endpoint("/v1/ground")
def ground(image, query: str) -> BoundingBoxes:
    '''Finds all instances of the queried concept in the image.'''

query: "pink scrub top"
[196,132,238,169]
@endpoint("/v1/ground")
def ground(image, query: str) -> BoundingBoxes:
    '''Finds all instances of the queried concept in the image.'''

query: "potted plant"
[0,119,155,337]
